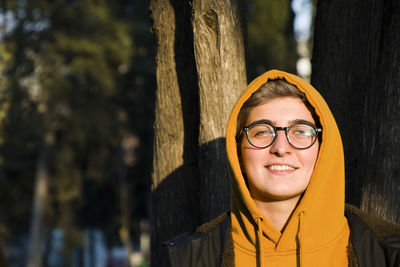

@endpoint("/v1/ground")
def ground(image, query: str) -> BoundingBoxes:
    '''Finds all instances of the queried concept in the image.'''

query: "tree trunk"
[119,165,134,267]
[149,0,246,265]
[27,148,49,267]
[149,0,201,266]
[192,0,247,222]
[311,0,400,223]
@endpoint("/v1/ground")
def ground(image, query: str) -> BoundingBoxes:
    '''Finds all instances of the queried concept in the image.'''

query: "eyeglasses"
[242,122,322,149]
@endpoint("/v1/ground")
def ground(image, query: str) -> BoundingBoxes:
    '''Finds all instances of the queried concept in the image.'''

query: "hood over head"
[226,70,349,266]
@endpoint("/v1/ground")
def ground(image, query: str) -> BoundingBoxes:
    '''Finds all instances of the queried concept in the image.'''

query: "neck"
[253,196,300,232]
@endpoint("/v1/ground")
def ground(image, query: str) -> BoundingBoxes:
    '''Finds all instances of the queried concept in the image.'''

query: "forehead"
[246,97,315,125]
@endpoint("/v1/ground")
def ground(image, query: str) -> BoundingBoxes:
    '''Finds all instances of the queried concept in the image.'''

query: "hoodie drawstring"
[256,212,305,266]
[256,217,264,267]
[297,211,305,267]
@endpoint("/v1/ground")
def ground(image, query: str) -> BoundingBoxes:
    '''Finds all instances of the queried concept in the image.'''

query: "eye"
[294,129,310,136]
[254,130,273,136]
[249,124,275,138]
[290,125,316,138]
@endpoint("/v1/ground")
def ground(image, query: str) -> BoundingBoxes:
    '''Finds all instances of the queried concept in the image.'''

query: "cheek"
[241,147,265,172]
[303,146,319,169]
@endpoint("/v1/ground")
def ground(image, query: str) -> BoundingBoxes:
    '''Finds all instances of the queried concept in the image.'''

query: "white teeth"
[268,165,295,171]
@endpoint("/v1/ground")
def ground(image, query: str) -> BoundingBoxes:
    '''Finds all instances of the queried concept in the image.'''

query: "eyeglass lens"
[246,124,318,149]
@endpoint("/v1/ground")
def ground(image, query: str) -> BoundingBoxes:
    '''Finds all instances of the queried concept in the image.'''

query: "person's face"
[240,97,319,202]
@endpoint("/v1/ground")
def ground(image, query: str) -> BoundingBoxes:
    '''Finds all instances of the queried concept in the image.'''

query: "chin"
[262,190,304,202]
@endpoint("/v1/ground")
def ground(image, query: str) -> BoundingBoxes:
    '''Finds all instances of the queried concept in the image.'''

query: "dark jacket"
[165,205,400,267]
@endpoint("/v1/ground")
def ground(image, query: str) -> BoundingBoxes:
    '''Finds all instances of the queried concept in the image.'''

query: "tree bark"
[312,0,400,223]
[150,0,246,265]
[149,0,201,266]
[192,0,247,222]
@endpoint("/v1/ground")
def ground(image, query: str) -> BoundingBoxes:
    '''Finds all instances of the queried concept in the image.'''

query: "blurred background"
[0,0,313,266]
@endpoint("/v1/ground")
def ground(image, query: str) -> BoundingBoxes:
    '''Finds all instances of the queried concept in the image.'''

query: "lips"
[266,164,296,171]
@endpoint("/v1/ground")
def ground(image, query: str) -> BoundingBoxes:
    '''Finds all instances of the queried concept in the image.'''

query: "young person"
[165,70,400,266]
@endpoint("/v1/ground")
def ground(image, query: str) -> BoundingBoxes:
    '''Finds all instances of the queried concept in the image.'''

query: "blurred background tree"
[0,0,154,266]
[245,0,297,80]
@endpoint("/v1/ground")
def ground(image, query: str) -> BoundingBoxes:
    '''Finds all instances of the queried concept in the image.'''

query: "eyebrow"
[247,119,316,127]
[288,119,316,126]
[247,119,274,126]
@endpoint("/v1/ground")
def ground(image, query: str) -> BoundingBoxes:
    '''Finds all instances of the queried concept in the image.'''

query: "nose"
[269,130,292,156]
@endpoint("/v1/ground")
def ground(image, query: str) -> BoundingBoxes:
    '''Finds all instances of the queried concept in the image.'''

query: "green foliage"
[0,0,155,260]
[245,0,297,79]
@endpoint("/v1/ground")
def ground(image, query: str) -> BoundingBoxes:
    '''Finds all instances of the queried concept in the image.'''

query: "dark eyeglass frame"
[241,122,322,149]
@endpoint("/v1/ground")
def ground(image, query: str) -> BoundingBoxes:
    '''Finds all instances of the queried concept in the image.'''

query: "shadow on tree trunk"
[151,138,230,267]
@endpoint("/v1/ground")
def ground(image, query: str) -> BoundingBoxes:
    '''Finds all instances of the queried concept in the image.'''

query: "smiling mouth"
[267,165,296,171]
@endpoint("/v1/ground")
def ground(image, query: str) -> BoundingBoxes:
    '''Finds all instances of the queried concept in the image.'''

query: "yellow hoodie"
[225,70,350,266]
